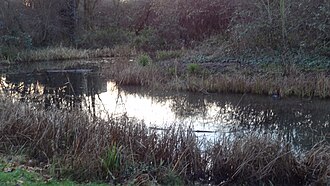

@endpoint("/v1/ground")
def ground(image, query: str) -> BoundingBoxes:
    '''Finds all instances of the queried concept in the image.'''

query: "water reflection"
[1,68,329,150]
[111,86,330,149]
[1,70,107,116]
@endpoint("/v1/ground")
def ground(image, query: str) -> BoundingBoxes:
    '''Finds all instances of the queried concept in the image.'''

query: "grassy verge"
[0,156,106,186]
[0,97,329,185]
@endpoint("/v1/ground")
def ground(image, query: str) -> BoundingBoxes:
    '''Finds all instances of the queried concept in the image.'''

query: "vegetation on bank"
[1,0,329,64]
[0,0,329,99]
[1,1,329,185]
[0,44,329,99]
[0,45,136,63]
[101,55,330,99]
[0,97,329,185]
[0,157,107,186]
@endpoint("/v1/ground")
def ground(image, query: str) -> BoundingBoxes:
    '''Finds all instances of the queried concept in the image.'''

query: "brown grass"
[104,58,168,87]
[16,47,89,62]
[0,97,329,185]
[208,135,305,185]
[103,59,330,98]
[12,45,136,63]
[6,45,330,99]
[0,97,201,184]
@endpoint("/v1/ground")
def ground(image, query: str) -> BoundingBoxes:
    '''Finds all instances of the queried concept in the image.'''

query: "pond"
[1,62,329,150]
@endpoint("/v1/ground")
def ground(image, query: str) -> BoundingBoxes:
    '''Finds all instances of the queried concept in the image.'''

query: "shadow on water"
[0,64,329,150]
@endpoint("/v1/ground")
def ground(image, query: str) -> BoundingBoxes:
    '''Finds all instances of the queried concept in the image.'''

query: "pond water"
[1,63,329,150]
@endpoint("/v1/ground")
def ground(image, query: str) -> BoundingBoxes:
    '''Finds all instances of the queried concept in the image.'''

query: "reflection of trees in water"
[0,71,107,116]
[0,74,43,102]
[118,87,330,149]
[210,95,330,149]
[119,86,210,118]
[169,94,208,118]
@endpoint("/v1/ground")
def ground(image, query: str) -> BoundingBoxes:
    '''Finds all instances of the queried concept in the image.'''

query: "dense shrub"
[132,28,167,51]
[0,33,32,60]
[229,0,330,56]
[137,53,152,66]
[77,28,133,49]
[0,0,328,58]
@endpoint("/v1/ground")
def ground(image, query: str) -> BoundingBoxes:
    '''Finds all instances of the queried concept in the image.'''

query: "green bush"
[132,28,166,51]
[187,63,200,74]
[137,54,152,66]
[0,33,32,60]
[229,0,330,56]
[0,46,16,60]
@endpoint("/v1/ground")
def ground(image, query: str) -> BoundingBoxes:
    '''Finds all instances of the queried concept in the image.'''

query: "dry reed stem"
[0,97,329,185]
[103,60,330,98]
[14,46,136,63]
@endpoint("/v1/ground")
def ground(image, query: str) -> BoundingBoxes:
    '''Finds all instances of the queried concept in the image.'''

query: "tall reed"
[0,97,329,185]
[104,60,330,98]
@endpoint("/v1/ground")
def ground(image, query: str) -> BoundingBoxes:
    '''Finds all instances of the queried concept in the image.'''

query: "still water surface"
[1,64,329,150]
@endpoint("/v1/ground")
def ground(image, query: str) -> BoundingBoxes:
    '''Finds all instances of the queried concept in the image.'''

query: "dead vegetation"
[0,97,329,185]
[102,58,330,99]
[13,45,136,62]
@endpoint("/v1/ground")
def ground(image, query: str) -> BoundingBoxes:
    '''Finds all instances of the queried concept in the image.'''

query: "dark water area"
[0,62,329,150]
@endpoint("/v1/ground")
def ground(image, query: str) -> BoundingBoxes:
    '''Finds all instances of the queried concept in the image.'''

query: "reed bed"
[0,97,202,184]
[104,60,330,98]
[186,72,330,98]
[13,46,136,63]
[0,97,329,185]
[107,59,168,87]
[16,47,89,62]
[6,45,330,99]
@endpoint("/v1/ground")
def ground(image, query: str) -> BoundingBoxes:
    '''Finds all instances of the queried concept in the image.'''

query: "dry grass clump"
[105,59,330,98]
[0,97,202,184]
[0,97,329,185]
[156,50,183,61]
[207,136,305,185]
[184,71,330,98]
[16,47,89,62]
[89,45,137,58]
[303,143,330,184]
[13,45,136,63]
[107,59,168,87]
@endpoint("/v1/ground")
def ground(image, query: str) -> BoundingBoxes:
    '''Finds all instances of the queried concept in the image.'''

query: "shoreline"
[103,56,330,99]
[1,47,330,99]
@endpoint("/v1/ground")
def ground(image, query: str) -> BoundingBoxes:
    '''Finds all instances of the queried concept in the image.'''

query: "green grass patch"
[137,53,152,66]
[187,63,200,74]
[0,156,107,186]
[156,50,182,61]
[101,143,122,180]
[0,163,74,186]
